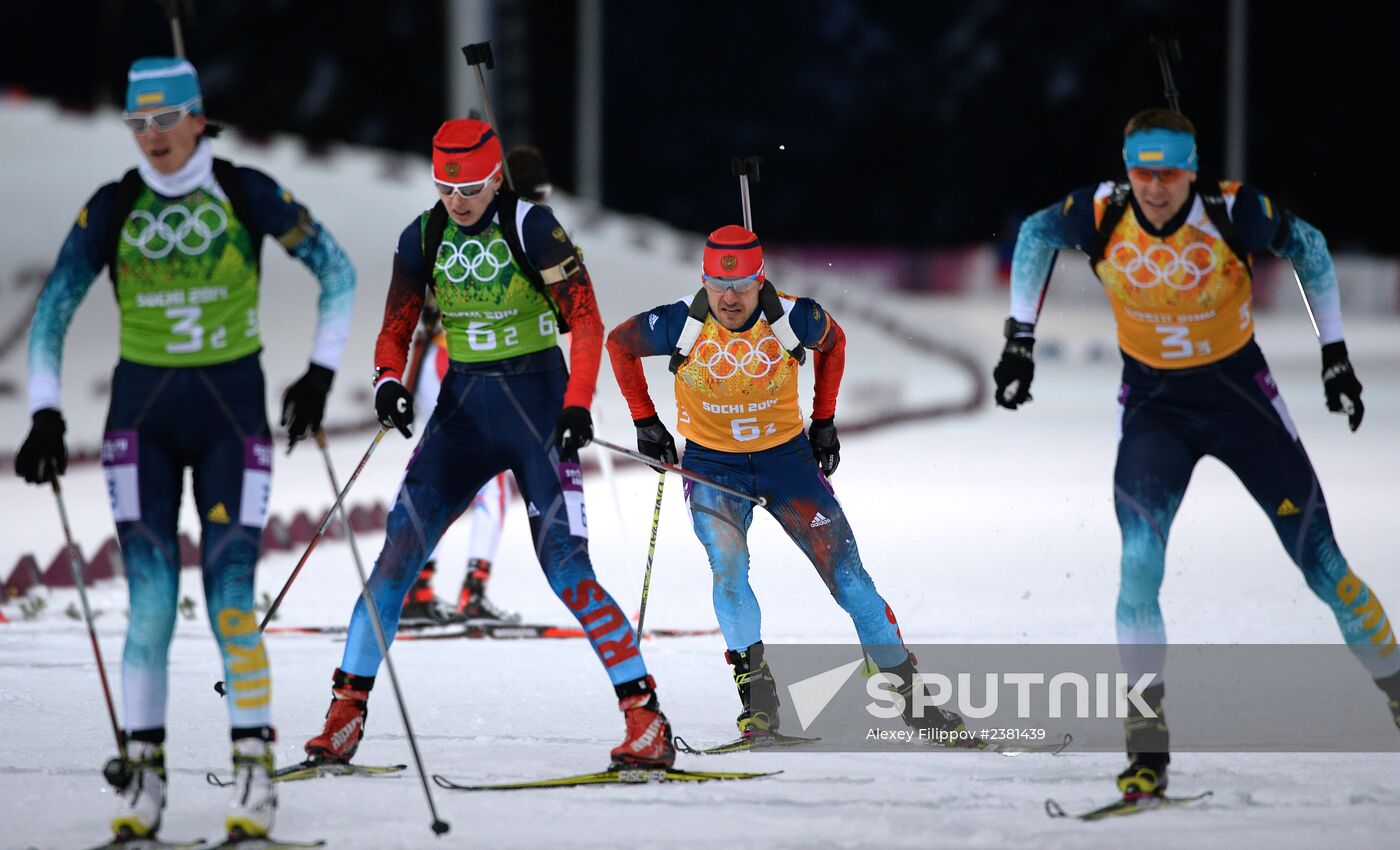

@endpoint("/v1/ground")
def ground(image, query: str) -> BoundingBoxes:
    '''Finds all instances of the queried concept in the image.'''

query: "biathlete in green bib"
[15,56,357,844]
[304,118,678,772]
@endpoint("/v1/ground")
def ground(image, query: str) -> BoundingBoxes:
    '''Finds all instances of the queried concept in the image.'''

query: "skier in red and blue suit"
[607,225,959,743]
[304,119,675,770]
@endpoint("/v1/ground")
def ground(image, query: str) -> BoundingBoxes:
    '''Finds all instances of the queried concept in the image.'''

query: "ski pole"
[316,431,450,836]
[213,427,386,696]
[732,156,761,231]
[1149,36,1182,113]
[1149,35,1317,340]
[462,41,515,190]
[633,472,665,635]
[50,479,131,788]
[592,438,767,506]
[155,0,188,58]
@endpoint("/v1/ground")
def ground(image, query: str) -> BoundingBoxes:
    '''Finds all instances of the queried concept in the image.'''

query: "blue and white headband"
[125,57,203,114]
[1123,128,1197,171]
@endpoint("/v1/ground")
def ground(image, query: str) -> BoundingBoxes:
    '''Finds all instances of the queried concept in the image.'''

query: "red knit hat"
[432,119,502,183]
[703,225,764,280]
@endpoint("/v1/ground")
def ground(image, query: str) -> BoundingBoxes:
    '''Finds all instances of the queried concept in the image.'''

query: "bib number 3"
[166,306,204,354]
[1154,324,1211,360]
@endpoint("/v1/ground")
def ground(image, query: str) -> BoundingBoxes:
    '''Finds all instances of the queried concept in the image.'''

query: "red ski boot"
[304,669,373,764]
[609,675,676,769]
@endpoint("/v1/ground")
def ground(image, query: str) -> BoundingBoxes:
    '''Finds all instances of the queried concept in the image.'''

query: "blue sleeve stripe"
[289,222,357,370]
[1009,204,1072,323]
[28,224,102,412]
[1280,215,1343,344]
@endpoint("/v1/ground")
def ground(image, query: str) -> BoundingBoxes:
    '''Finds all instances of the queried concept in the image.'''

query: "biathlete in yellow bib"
[993,107,1400,798]
[608,225,962,743]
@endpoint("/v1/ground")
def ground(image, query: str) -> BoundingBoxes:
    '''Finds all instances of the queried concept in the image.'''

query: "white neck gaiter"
[138,138,216,198]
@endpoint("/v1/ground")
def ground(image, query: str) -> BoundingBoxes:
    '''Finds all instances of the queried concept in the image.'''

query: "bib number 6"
[731,417,760,442]
[467,322,521,351]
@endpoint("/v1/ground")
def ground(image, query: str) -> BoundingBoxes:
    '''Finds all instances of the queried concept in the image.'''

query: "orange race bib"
[673,306,804,452]
[1093,181,1254,368]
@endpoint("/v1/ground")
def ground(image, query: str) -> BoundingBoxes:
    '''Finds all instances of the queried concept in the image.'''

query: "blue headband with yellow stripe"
[125,57,203,114]
[1123,128,1197,171]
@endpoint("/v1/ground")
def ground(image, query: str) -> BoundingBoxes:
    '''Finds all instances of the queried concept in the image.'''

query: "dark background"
[1,1,1392,252]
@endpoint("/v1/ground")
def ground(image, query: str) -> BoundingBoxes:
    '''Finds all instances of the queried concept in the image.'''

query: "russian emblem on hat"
[432,118,502,183]
[703,224,764,280]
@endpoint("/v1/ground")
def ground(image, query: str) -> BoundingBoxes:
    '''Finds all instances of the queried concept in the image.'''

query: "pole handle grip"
[731,156,762,181]
[462,41,495,69]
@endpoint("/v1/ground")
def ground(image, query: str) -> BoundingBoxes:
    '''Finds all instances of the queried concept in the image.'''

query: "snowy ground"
[3,102,1400,849]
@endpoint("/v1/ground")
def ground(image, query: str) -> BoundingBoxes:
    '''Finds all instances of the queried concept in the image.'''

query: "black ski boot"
[455,558,520,623]
[1117,682,1170,797]
[727,641,781,737]
[879,653,974,747]
[400,560,457,625]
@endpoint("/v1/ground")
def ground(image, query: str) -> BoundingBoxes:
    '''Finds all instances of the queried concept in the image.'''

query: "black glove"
[993,319,1036,410]
[375,380,415,438]
[1321,341,1364,432]
[15,408,67,484]
[281,364,334,451]
[635,416,678,466]
[809,417,840,476]
[552,406,594,453]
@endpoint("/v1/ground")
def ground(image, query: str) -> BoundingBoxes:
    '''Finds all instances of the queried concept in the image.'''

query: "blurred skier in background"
[397,291,516,625]
[397,145,553,626]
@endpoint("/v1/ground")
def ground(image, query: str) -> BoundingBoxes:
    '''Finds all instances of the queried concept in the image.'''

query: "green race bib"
[425,215,558,363]
[115,186,261,366]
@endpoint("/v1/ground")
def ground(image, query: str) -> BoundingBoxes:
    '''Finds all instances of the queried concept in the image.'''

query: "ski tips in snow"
[86,838,205,850]
[206,761,407,787]
[1045,790,1213,821]
[674,732,820,755]
[431,766,780,791]
[982,732,1073,756]
[200,837,326,850]
[86,837,325,850]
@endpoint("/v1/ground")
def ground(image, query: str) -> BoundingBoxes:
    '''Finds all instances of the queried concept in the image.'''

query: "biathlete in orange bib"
[993,107,1400,798]
[607,225,959,742]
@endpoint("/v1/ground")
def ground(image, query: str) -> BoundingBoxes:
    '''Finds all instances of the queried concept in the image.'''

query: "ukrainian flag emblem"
[1138,149,1166,162]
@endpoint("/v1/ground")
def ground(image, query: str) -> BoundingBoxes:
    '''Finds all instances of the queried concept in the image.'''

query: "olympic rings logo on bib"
[436,237,513,284]
[692,335,785,379]
[122,203,229,259]
[1108,241,1218,291]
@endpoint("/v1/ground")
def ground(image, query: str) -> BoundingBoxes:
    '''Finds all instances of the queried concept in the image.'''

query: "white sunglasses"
[122,100,201,134]
[433,163,502,198]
